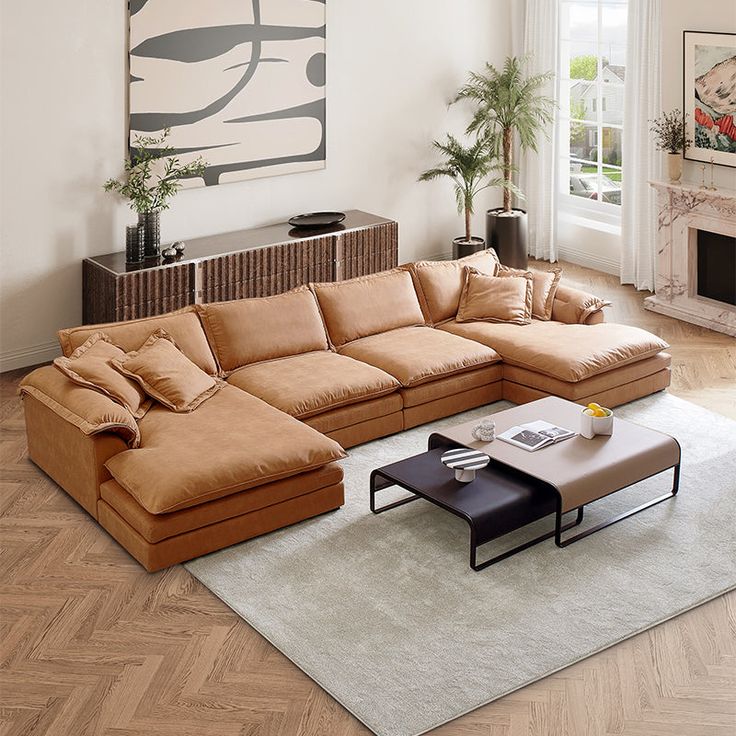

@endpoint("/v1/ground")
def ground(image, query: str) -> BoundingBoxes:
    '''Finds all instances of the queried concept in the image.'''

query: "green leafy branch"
[103,128,207,213]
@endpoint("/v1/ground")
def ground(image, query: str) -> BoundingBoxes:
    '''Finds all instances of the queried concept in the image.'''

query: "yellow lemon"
[586,402,607,417]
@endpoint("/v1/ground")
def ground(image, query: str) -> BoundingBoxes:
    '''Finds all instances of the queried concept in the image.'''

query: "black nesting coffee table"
[370,433,583,571]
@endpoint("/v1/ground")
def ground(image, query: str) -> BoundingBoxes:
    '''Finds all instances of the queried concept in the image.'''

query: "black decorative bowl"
[288,211,346,228]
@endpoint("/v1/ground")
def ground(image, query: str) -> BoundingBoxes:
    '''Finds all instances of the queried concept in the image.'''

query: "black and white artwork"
[129,0,326,187]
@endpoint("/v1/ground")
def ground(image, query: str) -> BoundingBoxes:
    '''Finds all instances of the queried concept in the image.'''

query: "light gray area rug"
[186,394,736,736]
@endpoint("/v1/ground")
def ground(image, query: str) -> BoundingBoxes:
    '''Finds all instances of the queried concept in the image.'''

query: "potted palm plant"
[454,56,555,268]
[419,133,514,258]
[104,128,206,259]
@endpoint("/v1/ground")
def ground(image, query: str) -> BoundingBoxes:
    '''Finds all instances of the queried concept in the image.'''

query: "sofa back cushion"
[197,287,329,373]
[409,250,499,325]
[58,307,219,376]
[311,269,425,347]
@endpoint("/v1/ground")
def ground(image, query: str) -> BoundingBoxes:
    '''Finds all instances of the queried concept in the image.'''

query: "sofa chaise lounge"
[21,250,671,571]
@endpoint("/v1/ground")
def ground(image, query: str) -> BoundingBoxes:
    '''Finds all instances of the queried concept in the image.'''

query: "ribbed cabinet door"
[197,236,336,303]
[117,262,195,320]
[335,221,399,280]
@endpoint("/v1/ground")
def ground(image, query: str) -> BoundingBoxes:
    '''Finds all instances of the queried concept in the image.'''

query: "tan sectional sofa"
[21,250,671,571]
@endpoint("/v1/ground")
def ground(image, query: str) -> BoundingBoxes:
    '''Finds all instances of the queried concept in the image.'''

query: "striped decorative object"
[441,448,491,483]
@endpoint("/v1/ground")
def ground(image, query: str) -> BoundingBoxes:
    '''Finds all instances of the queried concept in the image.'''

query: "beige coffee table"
[435,396,681,548]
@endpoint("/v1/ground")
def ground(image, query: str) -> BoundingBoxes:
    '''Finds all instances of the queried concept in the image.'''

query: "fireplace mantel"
[646,180,736,337]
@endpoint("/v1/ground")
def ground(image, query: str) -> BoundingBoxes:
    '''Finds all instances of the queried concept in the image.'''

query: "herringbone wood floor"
[1,261,735,736]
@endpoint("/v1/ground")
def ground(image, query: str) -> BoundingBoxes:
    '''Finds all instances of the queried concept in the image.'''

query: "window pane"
[569,160,599,201]
[569,79,597,121]
[602,165,622,205]
[570,122,598,163]
[601,126,622,166]
[565,1,599,43]
[600,76,624,124]
[567,43,600,80]
[600,3,627,47]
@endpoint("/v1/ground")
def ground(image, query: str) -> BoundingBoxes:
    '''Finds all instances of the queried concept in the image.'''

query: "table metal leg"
[370,470,420,514]
[555,463,680,548]
[470,507,585,571]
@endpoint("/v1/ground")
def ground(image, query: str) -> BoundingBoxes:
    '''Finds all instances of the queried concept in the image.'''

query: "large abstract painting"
[683,31,736,168]
[129,0,326,187]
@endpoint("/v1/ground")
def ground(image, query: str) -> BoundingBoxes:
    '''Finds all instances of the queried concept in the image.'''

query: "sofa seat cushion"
[100,463,344,544]
[105,385,346,515]
[226,351,400,418]
[503,352,672,400]
[440,320,669,382]
[339,326,501,387]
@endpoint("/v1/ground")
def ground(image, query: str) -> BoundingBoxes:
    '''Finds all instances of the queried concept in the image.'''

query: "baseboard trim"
[556,244,620,276]
[1,340,60,373]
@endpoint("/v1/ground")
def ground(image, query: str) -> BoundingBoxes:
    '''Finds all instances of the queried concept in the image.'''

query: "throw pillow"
[112,329,224,412]
[498,265,562,320]
[53,332,151,419]
[456,267,533,325]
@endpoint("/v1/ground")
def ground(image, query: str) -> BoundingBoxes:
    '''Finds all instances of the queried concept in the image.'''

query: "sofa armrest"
[20,366,140,448]
[551,284,611,325]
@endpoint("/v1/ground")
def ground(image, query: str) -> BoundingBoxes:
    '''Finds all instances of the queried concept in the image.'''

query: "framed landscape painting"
[683,31,736,168]
[128,0,327,187]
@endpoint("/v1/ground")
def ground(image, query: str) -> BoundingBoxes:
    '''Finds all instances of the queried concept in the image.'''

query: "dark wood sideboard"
[83,210,398,325]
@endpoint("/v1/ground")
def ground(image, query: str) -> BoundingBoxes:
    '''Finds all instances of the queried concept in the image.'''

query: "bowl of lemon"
[580,402,614,439]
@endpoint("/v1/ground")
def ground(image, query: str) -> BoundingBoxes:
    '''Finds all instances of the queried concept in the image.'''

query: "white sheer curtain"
[620,0,661,290]
[516,0,560,262]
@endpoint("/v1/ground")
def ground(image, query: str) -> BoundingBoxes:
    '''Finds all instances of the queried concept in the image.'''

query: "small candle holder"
[707,157,717,191]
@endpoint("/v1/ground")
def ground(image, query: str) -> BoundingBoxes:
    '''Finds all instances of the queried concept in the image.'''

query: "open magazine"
[497,420,576,452]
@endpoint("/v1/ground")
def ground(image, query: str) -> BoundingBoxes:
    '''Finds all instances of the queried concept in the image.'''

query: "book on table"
[497,420,577,452]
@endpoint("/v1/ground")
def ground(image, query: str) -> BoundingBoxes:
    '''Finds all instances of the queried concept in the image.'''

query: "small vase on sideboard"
[138,210,161,259]
[667,153,683,183]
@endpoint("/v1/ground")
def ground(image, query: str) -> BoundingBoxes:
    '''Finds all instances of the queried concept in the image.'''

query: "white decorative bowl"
[580,407,614,439]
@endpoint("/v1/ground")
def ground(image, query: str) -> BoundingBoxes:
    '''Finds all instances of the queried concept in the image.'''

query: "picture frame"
[128,0,327,188]
[683,31,736,168]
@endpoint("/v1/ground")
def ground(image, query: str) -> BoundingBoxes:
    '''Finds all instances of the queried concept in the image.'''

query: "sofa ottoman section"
[98,463,344,571]
[440,320,671,406]
[99,479,344,572]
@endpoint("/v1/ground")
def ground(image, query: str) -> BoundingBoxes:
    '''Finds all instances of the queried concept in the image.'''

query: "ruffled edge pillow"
[112,329,224,412]
[456,267,533,325]
[53,332,151,419]
[498,265,562,321]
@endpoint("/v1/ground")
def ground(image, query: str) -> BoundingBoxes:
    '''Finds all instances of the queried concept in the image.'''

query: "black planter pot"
[138,210,161,259]
[452,236,486,260]
[486,208,528,269]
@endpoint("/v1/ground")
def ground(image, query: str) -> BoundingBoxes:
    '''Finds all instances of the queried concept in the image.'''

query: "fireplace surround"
[646,181,736,337]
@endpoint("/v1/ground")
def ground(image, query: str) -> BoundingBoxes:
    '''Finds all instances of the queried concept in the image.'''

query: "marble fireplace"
[646,181,736,337]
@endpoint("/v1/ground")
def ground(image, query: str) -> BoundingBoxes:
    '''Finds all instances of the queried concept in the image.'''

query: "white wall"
[0,1,511,371]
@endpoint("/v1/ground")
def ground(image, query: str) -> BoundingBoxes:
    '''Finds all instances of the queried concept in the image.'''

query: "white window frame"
[558,0,626,226]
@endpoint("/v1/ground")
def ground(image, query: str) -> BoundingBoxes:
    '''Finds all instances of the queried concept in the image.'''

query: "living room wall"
[0,1,511,371]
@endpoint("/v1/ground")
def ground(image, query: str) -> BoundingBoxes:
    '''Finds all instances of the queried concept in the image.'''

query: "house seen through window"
[559,0,627,216]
